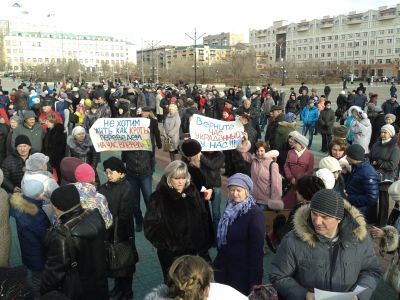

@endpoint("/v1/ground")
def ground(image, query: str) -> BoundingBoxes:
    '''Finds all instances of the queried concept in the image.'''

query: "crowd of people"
[0,78,400,300]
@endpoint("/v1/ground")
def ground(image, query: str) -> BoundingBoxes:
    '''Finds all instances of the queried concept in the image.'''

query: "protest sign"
[189,114,244,151]
[89,118,152,152]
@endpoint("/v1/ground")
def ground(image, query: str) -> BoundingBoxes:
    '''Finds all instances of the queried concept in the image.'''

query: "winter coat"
[40,207,108,300]
[164,111,181,150]
[285,98,300,114]
[22,171,58,202]
[349,106,372,154]
[381,100,399,115]
[155,92,163,116]
[1,150,33,193]
[243,123,257,152]
[214,202,265,295]
[300,106,319,126]
[9,193,50,271]
[122,150,153,179]
[239,141,282,205]
[75,182,112,230]
[265,114,285,148]
[269,201,381,300]
[370,112,386,147]
[261,98,274,114]
[12,122,44,152]
[274,121,296,170]
[138,91,156,111]
[200,151,225,188]
[65,135,100,169]
[352,94,367,109]
[181,107,198,134]
[149,117,162,149]
[318,108,335,134]
[0,123,9,165]
[144,177,212,253]
[346,160,379,218]
[42,123,67,174]
[370,137,400,181]
[0,186,10,267]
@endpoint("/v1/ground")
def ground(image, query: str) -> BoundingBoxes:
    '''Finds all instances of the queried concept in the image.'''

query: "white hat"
[288,131,309,148]
[381,124,395,137]
[319,156,341,173]
[389,180,400,202]
[256,86,261,91]
[315,168,336,189]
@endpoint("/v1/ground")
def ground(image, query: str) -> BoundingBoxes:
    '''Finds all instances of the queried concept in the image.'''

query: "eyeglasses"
[104,170,117,176]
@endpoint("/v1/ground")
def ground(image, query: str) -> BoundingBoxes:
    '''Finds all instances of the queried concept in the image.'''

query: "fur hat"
[332,125,349,139]
[181,139,202,157]
[228,173,253,193]
[103,157,126,174]
[25,153,49,172]
[51,184,81,212]
[385,113,396,123]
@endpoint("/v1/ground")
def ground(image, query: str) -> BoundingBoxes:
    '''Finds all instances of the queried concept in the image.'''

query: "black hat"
[290,92,296,97]
[103,156,126,174]
[94,88,105,99]
[50,184,81,212]
[310,189,344,220]
[142,106,152,112]
[271,105,283,112]
[224,99,234,106]
[15,134,31,148]
[41,98,53,108]
[332,125,349,139]
[181,139,202,157]
[347,144,365,161]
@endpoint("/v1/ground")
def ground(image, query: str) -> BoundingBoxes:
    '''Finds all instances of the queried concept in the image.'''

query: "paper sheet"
[315,286,367,300]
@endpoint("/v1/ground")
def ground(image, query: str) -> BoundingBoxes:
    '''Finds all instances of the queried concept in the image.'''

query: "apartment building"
[249,4,400,77]
[203,32,244,46]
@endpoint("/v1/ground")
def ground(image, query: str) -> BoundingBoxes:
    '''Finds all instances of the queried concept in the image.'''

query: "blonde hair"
[167,255,213,300]
[165,160,191,189]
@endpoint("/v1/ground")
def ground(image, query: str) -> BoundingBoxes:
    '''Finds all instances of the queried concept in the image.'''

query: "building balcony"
[320,22,334,28]
[347,18,362,24]
[378,13,396,20]
[276,26,287,34]
[297,23,310,32]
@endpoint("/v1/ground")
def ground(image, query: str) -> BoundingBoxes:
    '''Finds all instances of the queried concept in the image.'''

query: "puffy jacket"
[349,106,372,154]
[1,150,33,193]
[285,98,300,114]
[200,151,225,188]
[9,193,50,271]
[269,202,381,300]
[300,106,318,126]
[0,123,9,165]
[122,150,153,178]
[65,135,100,168]
[381,100,399,115]
[346,160,379,214]
[40,207,108,300]
[369,137,400,181]
[352,94,367,109]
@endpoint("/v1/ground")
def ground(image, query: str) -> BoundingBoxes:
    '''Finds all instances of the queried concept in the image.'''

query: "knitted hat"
[310,189,344,220]
[60,157,83,185]
[181,139,202,157]
[41,98,53,108]
[332,125,349,139]
[228,173,253,193]
[315,168,336,189]
[74,163,95,183]
[388,180,400,202]
[288,131,309,148]
[270,105,283,112]
[103,156,126,174]
[385,113,396,123]
[22,179,44,199]
[10,115,21,123]
[347,144,365,161]
[71,126,86,136]
[15,134,31,147]
[25,153,49,172]
[284,112,296,123]
[50,184,81,212]
[23,110,36,120]
[169,104,178,111]
[319,156,342,173]
[381,124,395,137]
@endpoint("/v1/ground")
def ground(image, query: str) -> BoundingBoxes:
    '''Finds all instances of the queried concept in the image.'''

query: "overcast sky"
[1,0,399,48]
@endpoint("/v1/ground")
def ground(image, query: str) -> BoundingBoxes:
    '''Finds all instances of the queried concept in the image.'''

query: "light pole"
[186,28,206,86]
[145,40,160,84]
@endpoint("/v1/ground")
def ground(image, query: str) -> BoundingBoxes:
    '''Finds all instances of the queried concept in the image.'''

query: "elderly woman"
[213,173,265,295]
[65,125,100,183]
[144,160,213,281]
[163,104,181,161]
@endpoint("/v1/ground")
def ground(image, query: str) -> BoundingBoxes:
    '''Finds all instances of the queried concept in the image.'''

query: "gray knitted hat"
[310,189,344,220]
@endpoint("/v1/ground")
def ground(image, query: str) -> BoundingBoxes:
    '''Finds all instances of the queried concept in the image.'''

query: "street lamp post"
[186,28,205,86]
[281,66,286,86]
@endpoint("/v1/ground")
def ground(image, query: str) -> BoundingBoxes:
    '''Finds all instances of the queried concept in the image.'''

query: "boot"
[169,152,176,161]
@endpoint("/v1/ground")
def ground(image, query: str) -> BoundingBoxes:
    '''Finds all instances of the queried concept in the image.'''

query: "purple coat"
[213,204,265,295]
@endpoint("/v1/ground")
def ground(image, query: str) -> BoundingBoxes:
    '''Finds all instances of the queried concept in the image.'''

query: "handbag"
[162,136,175,152]
[383,249,400,293]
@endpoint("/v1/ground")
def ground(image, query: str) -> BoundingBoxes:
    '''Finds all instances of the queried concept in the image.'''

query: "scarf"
[217,195,256,248]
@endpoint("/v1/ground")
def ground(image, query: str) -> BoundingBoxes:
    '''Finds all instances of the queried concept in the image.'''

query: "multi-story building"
[250,4,400,78]
[203,32,244,46]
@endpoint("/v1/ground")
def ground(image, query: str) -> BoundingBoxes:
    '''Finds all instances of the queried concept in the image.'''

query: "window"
[315,53,318,58]
[387,49,392,54]
[371,40,376,45]
[389,29,394,34]
[363,41,367,46]
[354,51,359,55]
[362,50,367,55]
[322,45,325,49]
[334,44,338,48]
[334,52,337,57]
[370,59,374,64]
[378,49,383,54]
[341,43,345,47]
[396,48,400,54]
[356,33,361,37]
[309,54,312,58]
[322,37,326,41]
[328,44,331,49]
[340,52,344,57]
[309,46,313,50]
[397,38,400,44]
[378,40,384,45]
[379,30,385,35]
[321,53,325,57]
[371,31,376,36]
[327,53,331,57]
[363,32,368,37]
[348,42,353,47]
[347,51,352,56]
[354,60,358,65]
[387,39,393,44]
[315,45,319,49]
[355,42,360,47]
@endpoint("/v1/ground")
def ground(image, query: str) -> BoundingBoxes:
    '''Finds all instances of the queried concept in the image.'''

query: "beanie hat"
[10,115,21,123]
[290,92,296,97]
[71,126,86,137]
[50,184,81,212]
[310,189,344,220]
[15,134,31,148]
[22,179,44,199]
[169,104,178,111]
[227,173,253,193]
[319,156,342,173]
[103,156,126,174]
[388,180,400,202]
[315,168,336,189]
[347,144,365,161]
[0,169,4,186]
[25,153,49,171]
[381,124,395,137]
[74,163,95,183]
[23,110,36,120]
[332,125,349,139]
[284,112,296,123]
[385,113,396,123]
[181,139,202,157]
[41,98,53,108]
[60,157,83,185]
[288,131,309,148]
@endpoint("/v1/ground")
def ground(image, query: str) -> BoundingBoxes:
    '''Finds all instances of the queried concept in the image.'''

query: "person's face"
[94,97,104,105]
[308,101,314,108]
[311,210,340,238]
[333,170,340,180]
[16,144,31,157]
[331,145,345,159]
[225,102,233,109]
[239,116,248,125]
[42,106,51,113]
[288,137,295,148]
[272,110,281,118]
[351,109,358,118]
[105,169,125,183]
[25,117,35,127]
[118,108,124,115]
[45,120,54,129]
[170,176,187,193]
[293,141,303,151]
[141,111,150,118]
[256,147,266,159]
[229,186,247,203]
[346,156,358,165]
[381,130,391,140]
[302,90,307,95]
[222,111,229,119]
[386,118,393,125]
[290,95,295,100]
[325,103,331,109]
[74,132,86,143]
[244,102,250,109]
[10,120,18,129]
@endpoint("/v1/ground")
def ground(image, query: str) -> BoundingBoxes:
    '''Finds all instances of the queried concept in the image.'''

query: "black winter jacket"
[0,123,9,165]
[370,137,400,181]
[122,150,153,178]
[200,151,225,187]
[40,207,108,300]
[43,123,66,172]
[65,135,100,169]
[1,150,33,193]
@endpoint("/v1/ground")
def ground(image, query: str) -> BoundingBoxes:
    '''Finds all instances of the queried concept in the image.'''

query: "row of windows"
[8,57,127,64]
[292,54,392,64]
[5,40,126,51]
[6,49,127,58]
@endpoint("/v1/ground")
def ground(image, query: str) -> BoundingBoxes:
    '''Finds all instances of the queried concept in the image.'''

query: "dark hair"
[296,176,325,201]
[328,139,347,157]
[324,100,331,106]
[255,141,269,152]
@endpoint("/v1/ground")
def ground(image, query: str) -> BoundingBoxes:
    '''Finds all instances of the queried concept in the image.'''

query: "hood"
[144,284,171,300]
[61,207,104,239]
[293,200,367,248]
[348,105,363,115]
[66,134,92,152]
[9,192,38,216]
[278,121,296,128]
[74,182,97,198]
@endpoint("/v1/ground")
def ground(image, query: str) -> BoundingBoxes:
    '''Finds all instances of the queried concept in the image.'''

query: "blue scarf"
[217,195,256,248]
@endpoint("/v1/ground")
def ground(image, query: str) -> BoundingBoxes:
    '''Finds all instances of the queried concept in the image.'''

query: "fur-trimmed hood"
[381,225,399,252]
[66,134,93,155]
[293,200,367,248]
[9,192,38,216]
[278,121,297,128]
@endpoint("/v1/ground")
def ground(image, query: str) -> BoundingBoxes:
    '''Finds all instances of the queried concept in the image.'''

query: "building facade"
[203,32,244,46]
[250,4,400,78]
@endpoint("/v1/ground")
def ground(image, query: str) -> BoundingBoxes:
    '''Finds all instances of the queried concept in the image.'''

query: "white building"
[249,4,400,77]
[203,32,244,46]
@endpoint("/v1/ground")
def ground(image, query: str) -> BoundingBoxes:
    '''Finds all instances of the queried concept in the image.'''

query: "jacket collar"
[293,201,367,248]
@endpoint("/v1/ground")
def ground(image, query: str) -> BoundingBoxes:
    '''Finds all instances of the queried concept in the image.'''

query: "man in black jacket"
[41,185,108,300]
